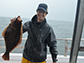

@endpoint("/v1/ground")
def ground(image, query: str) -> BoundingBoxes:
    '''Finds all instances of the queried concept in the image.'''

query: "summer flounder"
[2,16,23,61]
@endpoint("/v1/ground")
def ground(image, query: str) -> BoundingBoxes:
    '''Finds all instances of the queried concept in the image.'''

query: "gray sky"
[0,0,77,21]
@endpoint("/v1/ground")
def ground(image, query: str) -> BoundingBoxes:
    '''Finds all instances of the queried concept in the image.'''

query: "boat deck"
[0,53,84,63]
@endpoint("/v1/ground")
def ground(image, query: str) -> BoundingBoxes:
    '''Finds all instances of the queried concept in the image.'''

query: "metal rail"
[0,38,84,56]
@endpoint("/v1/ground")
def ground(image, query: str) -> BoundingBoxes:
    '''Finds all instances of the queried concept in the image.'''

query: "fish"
[2,16,23,61]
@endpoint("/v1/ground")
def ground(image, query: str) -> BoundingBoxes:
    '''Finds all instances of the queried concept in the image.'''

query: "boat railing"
[0,38,84,56]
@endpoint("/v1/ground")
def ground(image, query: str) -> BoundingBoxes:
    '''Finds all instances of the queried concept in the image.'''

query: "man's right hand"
[10,16,22,22]
[10,17,16,22]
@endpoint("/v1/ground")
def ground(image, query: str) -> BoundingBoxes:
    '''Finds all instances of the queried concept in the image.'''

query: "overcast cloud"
[0,0,77,21]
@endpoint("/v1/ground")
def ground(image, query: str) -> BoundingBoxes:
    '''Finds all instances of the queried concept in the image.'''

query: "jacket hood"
[31,14,37,21]
[31,14,46,22]
[31,14,47,28]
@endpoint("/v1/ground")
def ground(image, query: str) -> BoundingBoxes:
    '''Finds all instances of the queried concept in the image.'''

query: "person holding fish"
[22,3,58,63]
[2,3,58,63]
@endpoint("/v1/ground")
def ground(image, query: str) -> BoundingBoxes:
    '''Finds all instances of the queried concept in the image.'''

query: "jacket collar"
[31,14,47,28]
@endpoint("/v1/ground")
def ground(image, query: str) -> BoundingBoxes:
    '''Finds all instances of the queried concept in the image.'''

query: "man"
[12,3,58,63]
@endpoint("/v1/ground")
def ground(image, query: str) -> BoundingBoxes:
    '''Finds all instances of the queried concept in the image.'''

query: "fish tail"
[2,52,9,61]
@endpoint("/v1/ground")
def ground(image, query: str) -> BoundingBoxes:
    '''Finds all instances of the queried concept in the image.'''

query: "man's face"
[37,9,47,21]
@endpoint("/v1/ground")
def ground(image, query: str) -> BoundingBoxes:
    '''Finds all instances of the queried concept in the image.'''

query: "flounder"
[2,16,23,60]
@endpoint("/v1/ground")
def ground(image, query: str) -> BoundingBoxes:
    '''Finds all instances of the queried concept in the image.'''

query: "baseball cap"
[36,3,48,13]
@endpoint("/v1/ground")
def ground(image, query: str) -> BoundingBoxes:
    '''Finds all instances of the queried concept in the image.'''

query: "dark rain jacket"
[23,15,58,62]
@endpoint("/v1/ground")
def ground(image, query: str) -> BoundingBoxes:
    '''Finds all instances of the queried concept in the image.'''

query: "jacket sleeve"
[46,27,58,62]
[23,22,29,33]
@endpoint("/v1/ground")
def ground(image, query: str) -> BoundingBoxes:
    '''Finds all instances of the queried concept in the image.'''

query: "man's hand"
[10,16,22,22]
[10,17,16,22]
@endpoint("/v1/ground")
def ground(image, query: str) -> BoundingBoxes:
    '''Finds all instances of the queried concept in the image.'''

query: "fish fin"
[2,26,8,38]
[18,24,23,44]
[2,52,9,61]
[2,23,11,38]
[17,24,23,46]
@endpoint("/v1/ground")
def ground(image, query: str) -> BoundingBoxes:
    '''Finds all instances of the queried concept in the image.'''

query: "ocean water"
[0,16,84,56]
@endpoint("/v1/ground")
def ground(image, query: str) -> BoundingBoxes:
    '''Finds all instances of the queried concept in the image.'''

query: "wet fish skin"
[2,16,22,60]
